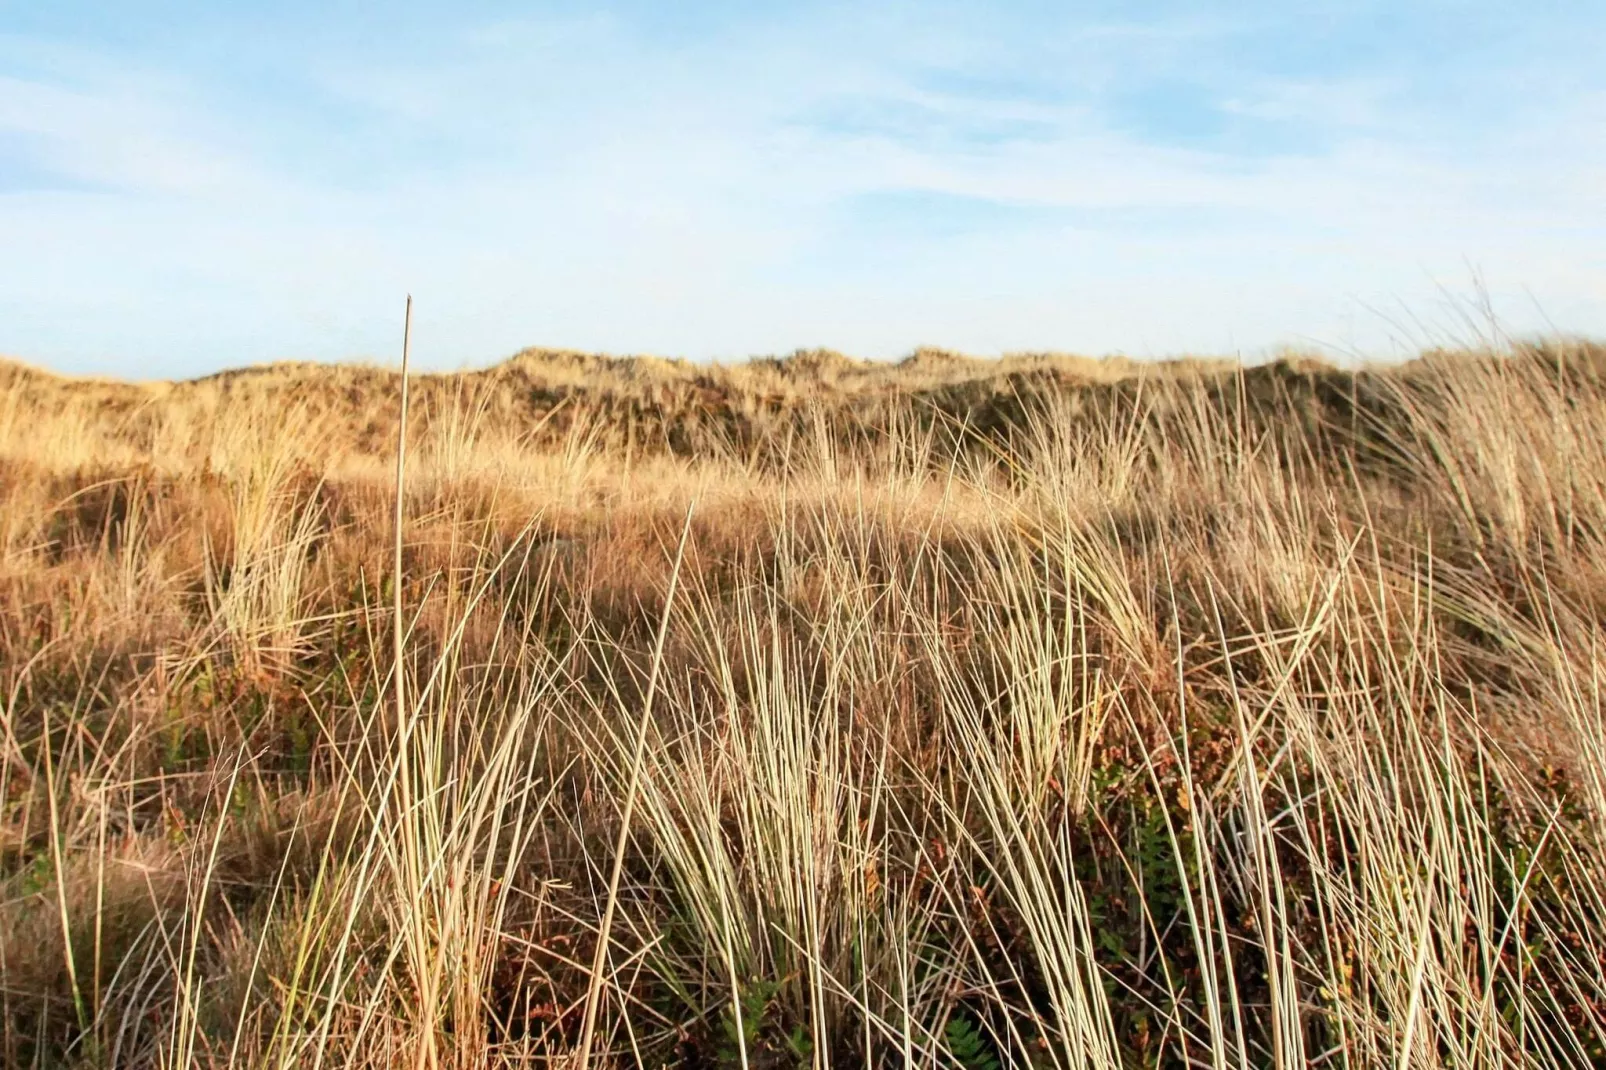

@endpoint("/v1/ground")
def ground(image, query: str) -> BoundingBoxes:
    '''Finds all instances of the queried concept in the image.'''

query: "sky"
[1,1,1603,377]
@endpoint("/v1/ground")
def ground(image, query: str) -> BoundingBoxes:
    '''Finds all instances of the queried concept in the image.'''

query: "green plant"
[946,1013,1001,1070]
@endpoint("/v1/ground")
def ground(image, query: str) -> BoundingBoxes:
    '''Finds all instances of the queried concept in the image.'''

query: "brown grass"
[2,340,1605,1067]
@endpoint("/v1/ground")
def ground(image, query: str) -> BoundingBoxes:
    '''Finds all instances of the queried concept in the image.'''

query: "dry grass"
[1,339,1605,1067]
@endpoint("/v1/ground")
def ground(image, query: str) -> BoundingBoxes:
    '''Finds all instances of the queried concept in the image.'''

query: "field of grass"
[2,339,1605,1068]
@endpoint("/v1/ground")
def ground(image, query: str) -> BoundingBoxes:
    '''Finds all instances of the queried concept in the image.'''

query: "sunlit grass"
[0,341,1603,1066]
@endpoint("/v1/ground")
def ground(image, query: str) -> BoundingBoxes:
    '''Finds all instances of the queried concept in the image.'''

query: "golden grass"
[1,340,1605,1067]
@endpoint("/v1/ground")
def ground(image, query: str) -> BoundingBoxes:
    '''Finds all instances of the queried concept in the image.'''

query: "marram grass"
[1,342,1604,1067]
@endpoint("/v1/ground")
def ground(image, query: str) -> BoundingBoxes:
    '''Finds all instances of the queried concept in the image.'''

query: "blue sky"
[2,1,1603,376]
